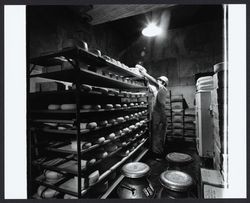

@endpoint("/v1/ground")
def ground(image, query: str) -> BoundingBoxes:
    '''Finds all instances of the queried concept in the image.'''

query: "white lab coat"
[151,85,169,155]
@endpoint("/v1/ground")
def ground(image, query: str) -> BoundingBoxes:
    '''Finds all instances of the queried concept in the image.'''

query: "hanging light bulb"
[142,23,162,37]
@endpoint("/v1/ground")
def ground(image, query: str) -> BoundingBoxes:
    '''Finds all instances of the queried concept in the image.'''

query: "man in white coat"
[151,76,169,160]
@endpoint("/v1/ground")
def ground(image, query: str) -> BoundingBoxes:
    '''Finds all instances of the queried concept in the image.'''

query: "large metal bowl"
[159,170,193,192]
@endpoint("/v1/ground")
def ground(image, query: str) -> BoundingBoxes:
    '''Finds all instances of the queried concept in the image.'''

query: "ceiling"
[85,4,175,25]
[91,5,223,40]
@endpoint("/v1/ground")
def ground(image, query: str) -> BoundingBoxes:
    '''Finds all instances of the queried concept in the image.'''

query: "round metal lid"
[166,152,193,163]
[160,170,193,192]
[122,162,150,178]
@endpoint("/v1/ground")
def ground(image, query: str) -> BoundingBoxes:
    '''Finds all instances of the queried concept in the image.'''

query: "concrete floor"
[141,140,201,199]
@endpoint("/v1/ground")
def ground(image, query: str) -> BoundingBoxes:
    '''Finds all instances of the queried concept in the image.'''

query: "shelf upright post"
[71,54,82,199]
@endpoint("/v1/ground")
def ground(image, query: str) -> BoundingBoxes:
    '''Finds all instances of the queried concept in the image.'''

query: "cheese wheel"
[89,158,96,165]
[129,125,136,131]
[123,128,130,133]
[82,105,92,110]
[93,105,101,110]
[44,122,58,127]
[48,104,60,110]
[105,143,117,152]
[96,137,105,144]
[81,84,92,92]
[97,151,108,159]
[107,133,115,140]
[115,104,121,108]
[86,122,97,129]
[62,39,88,50]
[135,122,141,128]
[43,170,63,180]
[93,87,108,94]
[122,104,127,108]
[60,104,76,110]
[99,120,108,127]
[124,115,130,120]
[130,103,135,107]
[82,142,92,149]
[108,119,116,125]
[88,170,100,186]
[140,102,145,105]
[80,123,87,130]
[57,126,67,130]
[105,104,113,109]
[37,186,59,199]
[117,117,125,123]
[64,194,77,199]
[117,130,123,136]
[90,49,101,56]
[57,124,73,130]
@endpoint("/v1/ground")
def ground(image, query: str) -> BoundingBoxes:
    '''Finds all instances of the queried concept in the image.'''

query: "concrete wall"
[121,20,224,108]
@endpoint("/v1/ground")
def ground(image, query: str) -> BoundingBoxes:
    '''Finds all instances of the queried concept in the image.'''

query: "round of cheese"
[123,128,130,133]
[135,122,141,128]
[140,102,145,105]
[86,122,97,129]
[99,120,108,127]
[43,170,63,180]
[124,115,130,120]
[91,49,101,56]
[93,105,101,110]
[82,142,92,149]
[64,194,77,199]
[129,125,136,131]
[97,151,108,159]
[96,137,105,144]
[81,84,92,92]
[117,117,125,123]
[105,104,113,110]
[89,158,96,165]
[58,126,67,130]
[130,103,135,107]
[61,104,76,110]
[108,119,116,125]
[37,185,59,199]
[82,105,92,110]
[44,122,58,127]
[80,123,87,130]
[107,133,115,140]
[48,104,60,110]
[115,104,121,109]
[122,104,128,108]
[88,170,100,186]
[105,143,118,152]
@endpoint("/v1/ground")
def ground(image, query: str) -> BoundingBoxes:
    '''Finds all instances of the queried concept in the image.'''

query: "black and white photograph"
[2,2,247,200]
